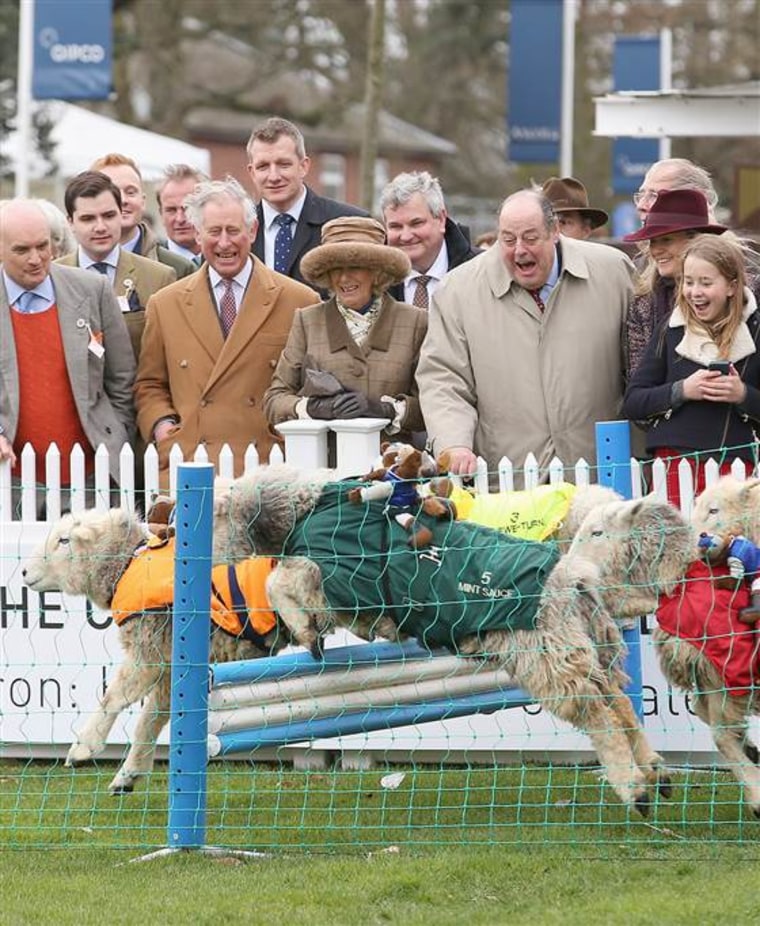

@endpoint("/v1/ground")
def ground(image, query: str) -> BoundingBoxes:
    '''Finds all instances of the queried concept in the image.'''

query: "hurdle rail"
[207,641,531,757]
[165,420,638,850]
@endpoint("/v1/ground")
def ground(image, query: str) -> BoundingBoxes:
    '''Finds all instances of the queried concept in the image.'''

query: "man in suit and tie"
[0,199,135,494]
[381,171,481,309]
[134,177,315,481]
[246,117,368,288]
[90,153,196,280]
[156,164,208,266]
[58,170,176,361]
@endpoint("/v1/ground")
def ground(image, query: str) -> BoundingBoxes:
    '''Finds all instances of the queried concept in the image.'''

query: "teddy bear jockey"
[698,532,760,624]
[347,443,454,547]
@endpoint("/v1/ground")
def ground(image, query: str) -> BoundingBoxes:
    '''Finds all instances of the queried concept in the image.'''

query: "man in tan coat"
[134,177,315,480]
[416,189,634,485]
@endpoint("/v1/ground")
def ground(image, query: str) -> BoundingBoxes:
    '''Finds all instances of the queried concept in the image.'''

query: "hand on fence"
[440,446,478,476]
[306,395,341,419]
[0,434,17,467]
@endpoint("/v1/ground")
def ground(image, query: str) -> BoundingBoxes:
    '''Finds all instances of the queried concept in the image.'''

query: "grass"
[1,759,758,924]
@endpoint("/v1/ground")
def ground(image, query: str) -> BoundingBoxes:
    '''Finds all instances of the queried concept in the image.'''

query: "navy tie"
[91,261,110,275]
[273,214,294,274]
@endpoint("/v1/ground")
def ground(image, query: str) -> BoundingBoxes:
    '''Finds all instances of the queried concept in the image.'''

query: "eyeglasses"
[633,189,660,207]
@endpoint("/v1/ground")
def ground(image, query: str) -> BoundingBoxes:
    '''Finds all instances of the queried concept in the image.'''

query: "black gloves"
[307,391,395,420]
[306,395,340,419]
[331,391,394,420]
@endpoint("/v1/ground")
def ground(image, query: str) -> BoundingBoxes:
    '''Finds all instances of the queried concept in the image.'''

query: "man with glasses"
[633,158,719,224]
[416,189,634,486]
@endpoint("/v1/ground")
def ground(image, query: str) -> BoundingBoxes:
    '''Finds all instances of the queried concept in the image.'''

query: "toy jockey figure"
[698,532,760,624]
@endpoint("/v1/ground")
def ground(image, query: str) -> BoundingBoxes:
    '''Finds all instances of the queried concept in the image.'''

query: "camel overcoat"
[416,238,634,480]
[134,258,315,476]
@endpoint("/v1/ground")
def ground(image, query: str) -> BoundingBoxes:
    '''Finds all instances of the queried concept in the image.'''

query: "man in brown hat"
[541,177,608,240]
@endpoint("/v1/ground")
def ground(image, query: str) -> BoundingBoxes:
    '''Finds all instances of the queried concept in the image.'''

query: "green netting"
[2,462,760,857]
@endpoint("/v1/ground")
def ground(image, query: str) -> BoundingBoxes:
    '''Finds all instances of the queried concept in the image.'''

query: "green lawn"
[1,759,758,924]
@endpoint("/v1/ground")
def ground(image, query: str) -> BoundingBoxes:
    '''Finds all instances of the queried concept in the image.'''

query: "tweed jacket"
[134,257,316,477]
[263,293,428,437]
[137,222,197,279]
[0,264,136,481]
[252,187,368,287]
[416,238,634,481]
[57,249,175,360]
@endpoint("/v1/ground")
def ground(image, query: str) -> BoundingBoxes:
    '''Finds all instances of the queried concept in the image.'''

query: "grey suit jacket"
[0,264,136,481]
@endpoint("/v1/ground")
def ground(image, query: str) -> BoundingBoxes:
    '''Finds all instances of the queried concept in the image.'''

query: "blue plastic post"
[595,421,644,719]
[167,463,214,850]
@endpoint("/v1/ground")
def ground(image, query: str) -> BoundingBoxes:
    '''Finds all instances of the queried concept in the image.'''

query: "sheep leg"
[267,558,331,659]
[108,671,172,794]
[702,691,760,815]
[606,686,671,798]
[66,658,162,767]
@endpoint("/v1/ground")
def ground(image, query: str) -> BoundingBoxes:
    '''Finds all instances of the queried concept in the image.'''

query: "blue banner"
[612,37,661,195]
[33,0,112,100]
[508,0,563,163]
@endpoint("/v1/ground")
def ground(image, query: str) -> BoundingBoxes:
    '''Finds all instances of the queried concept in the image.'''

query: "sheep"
[21,507,302,794]
[656,475,760,816]
[216,466,694,814]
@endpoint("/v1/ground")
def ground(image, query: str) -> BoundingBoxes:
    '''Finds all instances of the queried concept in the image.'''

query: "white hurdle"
[207,641,532,758]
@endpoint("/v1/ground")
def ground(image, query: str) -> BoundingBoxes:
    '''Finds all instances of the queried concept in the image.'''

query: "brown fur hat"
[299,216,411,291]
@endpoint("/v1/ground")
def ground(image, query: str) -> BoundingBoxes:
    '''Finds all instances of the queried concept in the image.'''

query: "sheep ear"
[741,478,760,499]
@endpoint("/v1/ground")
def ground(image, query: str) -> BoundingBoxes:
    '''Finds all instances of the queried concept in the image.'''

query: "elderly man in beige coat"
[416,190,634,485]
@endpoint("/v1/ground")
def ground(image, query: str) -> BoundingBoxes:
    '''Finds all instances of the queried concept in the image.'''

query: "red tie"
[220,279,237,336]
[528,289,545,313]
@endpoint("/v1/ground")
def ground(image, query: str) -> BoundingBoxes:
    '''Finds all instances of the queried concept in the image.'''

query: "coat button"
[179,359,188,368]
[351,362,364,375]
[200,399,208,408]
[247,397,255,406]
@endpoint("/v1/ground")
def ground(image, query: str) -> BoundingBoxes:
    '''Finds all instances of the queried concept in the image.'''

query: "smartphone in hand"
[708,361,731,375]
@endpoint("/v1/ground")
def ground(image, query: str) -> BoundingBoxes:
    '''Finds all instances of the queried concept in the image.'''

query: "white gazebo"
[1,101,211,183]
[594,81,760,138]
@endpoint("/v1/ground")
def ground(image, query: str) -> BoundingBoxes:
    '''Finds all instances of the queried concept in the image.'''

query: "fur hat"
[542,177,608,229]
[623,189,727,242]
[299,216,411,291]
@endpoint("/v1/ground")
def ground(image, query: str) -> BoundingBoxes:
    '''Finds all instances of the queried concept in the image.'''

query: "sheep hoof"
[657,775,673,800]
[634,791,650,817]
[66,743,96,767]
[309,637,324,661]
[752,805,760,821]
[109,782,135,796]
[744,742,759,765]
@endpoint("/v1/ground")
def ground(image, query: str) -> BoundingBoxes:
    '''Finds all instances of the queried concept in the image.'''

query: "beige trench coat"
[416,238,634,480]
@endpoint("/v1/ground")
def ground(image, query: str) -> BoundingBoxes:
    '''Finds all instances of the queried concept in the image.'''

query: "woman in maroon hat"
[622,234,760,507]
[624,188,727,376]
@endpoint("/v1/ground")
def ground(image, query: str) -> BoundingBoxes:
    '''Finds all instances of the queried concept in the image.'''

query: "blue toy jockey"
[698,532,760,624]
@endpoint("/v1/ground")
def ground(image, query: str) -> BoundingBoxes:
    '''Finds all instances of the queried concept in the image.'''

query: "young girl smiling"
[623,234,760,506]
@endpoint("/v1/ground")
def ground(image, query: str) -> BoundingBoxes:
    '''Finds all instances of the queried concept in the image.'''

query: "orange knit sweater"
[11,305,93,483]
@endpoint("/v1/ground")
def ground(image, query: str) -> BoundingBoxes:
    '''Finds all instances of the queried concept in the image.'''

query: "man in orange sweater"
[0,200,135,505]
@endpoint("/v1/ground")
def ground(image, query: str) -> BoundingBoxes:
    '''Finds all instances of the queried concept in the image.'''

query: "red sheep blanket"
[656,561,760,696]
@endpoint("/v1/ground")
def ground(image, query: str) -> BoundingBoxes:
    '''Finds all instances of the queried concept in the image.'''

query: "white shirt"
[401,241,449,305]
[208,258,253,319]
[261,190,307,269]
[166,238,201,263]
[78,245,120,286]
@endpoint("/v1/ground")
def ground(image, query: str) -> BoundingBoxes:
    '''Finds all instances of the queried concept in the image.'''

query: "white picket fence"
[2,417,755,523]
[1,420,757,766]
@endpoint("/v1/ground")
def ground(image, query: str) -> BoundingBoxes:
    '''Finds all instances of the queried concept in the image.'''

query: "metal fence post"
[167,462,214,849]
[595,421,644,719]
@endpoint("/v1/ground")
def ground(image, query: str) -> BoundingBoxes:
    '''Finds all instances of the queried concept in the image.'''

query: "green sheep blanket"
[284,483,561,651]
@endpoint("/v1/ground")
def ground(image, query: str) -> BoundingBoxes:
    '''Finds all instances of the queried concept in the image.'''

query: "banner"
[33,0,112,101]
[508,0,563,163]
[612,37,661,195]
